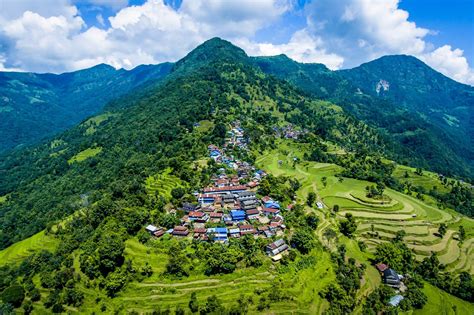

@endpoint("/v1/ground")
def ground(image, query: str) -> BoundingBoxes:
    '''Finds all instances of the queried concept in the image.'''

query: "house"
[261,196,272,203]
[240,199,258,211]
[388,295,404,307]
[188,211,209,223]
[239,224,256,236]
[375,263,388,273]
[237,191,256,200]
[246,208,260,220]
[222,193,235,205]
[383,269,401,287]
[198,194,217,204]
[266,239,289,256]
[209,212,223,222]
[264,200,280,209]
[207,227,228,242]
[203,185,247,195]
[229,228,240,238]
[230,210,246,221]
[172,226,189,237]
[153,229,165,238]
[182,203,198,212]
[193,228,207,240]
[263,207,280,216]
[145,224,159,234]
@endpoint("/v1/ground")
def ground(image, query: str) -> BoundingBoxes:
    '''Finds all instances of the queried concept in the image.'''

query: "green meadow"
[68,147,103,164]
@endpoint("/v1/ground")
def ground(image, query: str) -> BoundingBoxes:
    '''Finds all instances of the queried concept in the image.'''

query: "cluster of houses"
[273,124,307,140]
[375,263,407,307]
[144,122,290,260]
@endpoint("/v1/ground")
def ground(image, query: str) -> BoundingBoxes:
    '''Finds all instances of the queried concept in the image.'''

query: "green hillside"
[0,38,472,314]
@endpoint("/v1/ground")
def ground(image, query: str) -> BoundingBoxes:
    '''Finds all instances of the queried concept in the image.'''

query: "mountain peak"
[173,37,248,72]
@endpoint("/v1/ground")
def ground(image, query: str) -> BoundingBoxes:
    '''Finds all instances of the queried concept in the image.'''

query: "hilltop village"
[144,122,290,260]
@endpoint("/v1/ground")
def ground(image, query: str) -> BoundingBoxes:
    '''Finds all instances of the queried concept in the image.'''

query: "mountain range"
[1,38,472,180]
[0,37,473,314]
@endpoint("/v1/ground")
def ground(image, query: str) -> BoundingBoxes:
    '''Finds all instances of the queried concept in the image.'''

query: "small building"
[263,207,280,216]
[172,226,189,237]
[230,210,246,221]
[222,193,235,204]
[246,208,260,220]
[198,194,217,204]
[264,200,280,209]
[188,211,209,223]
[229,228,240,238]
[207,227,228,242]
[388,295,404,307]
[209,212,223,222]
[240,199,258,211]
[182,203,198,213]
[266,239,289,256]
[145,224,159,234]
[375,263,388,273]
[383,269,401,287]
[153,229,165,238]
[239,224,256,236]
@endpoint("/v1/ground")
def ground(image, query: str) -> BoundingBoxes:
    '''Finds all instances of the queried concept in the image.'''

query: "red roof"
[174,226,188,231]
[189,211,206,217]
[270,221,282,227]
[153,230,165,237]
[258,226,269,231]
[263,207,279,213]
[376,263,388,272]
[193,228,207,234]
[261,196,272,203]
[204,185,247,193]
[210,212,223,218]
[246,209,259,215]
[240,229,257,235]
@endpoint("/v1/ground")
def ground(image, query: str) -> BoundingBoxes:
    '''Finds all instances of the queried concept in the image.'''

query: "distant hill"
[0,62,172,152]
[253,54,474,179]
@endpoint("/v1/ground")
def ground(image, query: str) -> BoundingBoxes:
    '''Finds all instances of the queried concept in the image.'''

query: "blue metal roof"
[216,227,228,233]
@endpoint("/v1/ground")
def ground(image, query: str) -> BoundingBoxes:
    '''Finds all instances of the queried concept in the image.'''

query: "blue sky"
[0,0,472,84]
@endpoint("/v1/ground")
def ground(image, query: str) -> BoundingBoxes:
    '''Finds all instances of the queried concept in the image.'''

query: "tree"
[333,204,339,213]
[375,242,414,273]
[30,289,41,302]
[189,292,199,313]
[171,187,185,200]
[137,228,151,244]
[306,192,316,207]
[104,270,127,297]
[23,300,33,315]
[322,176,327,187]
[438,223,447,238]
[459,225,466,242]
[323,228,337,246]
[394,230,406,242]
[339,213,357,237]
[305,213,319,229]
[1,285,25,308]
[200,295,224,314]
[291,229,316,254]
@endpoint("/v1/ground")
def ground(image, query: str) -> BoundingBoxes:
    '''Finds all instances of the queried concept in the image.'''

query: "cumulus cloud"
[422,45,474,85]
[237,29,344,69]
[0,0,472,85]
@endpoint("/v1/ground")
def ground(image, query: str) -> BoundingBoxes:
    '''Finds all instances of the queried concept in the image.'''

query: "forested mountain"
[0,62,172,152]
[0,38,472,314]
[0,38,390,249]
[253,54,474,179]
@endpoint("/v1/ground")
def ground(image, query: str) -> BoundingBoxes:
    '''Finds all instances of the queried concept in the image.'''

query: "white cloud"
[422,45,474,85]
[237,29,344,69]
[0,0,472,85]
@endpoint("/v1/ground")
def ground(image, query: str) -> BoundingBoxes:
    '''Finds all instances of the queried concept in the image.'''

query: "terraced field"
[256,139,474,277]
[145,168,186,200]
[0,231,59,266]
[67,147,103,164]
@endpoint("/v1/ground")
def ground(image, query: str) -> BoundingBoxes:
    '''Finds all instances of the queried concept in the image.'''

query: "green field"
[68,147,103,164]
[82,112,117,135]
[0,231,59,267]
[255,139,474,312]
[0,195,6,203]
[145,168,186,200]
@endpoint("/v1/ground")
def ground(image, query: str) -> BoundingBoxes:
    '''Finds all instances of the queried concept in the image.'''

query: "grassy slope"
[145,168,186,200]
[0,231,59,266]
[255,139,474,312]
[67,147,103,164]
